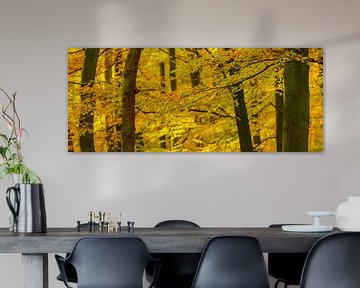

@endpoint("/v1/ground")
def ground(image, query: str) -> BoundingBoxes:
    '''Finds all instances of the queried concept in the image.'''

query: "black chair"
[147,220,201,288]
[300,232,360,288]
[56,262,77,284]
[55,237,160,288]
[56,223,99,284]
[191,236,270,288]
[268,224,308,288]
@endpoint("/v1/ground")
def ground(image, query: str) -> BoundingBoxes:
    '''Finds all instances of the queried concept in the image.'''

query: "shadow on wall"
[317,31,360,47]
[96,0,180,44]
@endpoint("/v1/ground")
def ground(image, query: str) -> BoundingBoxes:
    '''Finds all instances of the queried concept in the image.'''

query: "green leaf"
[0,133,8,141]
[0,146,8,158]
[0,168,9,179]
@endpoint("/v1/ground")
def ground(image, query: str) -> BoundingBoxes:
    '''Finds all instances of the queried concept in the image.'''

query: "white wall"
[1,0,360,287]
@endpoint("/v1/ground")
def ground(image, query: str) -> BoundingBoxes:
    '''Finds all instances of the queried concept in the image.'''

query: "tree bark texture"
[104,49,112,83]
[159,62,166,93]
[121,48,143,152]
[283,48,310,152]
[114,49,123,87]
[109,49,124,151]
[79,48,99,152]
[190,71,201,87]
[188,48,201,87]
[104,49,119,152]
[227,51,253,152]
[68,128,74,152]
[275,68,284,152]
[232,86,254,152]
[169,48,177,92]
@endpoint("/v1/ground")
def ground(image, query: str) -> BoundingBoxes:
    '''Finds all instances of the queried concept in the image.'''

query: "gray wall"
[1,0,360,286]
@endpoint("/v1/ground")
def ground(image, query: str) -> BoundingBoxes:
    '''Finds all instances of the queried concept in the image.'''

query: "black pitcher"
[6,183,47,233]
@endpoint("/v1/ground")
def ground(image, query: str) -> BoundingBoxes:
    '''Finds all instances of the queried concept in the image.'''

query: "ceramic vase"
[6,183,47,233]
[7,174,21,231]
[336,196,360,231]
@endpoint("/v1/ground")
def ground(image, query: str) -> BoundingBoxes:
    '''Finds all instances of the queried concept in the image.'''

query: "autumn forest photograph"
[68,48,323,152]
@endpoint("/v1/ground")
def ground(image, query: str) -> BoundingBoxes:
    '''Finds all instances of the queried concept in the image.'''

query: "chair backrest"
[150,220,201,287]
[155,219,200,228]
[66,237,154,288]
[268,224,308,285]
[191,236,270,288]
[300,232,360,288]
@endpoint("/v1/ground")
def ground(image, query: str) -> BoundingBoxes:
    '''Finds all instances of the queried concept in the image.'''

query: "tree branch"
[159,48,188,63]
[68,67,82,76]
[186,109,232,118]
[253,136,276,150]
[68,48,84,54]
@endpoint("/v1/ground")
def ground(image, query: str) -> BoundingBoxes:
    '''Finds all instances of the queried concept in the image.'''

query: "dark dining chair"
[56,223,99,284]
[55,237,161,288]
[300,232,360,288]
[268,224,308,288]
[146,220,201,288]
[56,262,77,284]
[191,236,270,288]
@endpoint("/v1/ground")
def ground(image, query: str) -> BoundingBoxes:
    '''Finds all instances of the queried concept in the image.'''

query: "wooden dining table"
[0,226,339,288]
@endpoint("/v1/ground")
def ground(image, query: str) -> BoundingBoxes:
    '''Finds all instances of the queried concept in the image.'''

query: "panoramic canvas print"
[68,48,323,152]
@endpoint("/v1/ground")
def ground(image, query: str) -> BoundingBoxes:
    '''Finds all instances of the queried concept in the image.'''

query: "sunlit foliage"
[68,48,323,152]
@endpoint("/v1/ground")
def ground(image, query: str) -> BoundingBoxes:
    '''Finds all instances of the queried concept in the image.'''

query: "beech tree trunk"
[275,68,284,152]
[283,48,310,152]
[160,62,166,93]
[121,48,143,152]
[104,49,112,82]
[188,48,201,87]
[224,48,253,152]
[79,48,99,152]
[110,49,125,152]
[227,56,253,152]
[104,49,118,152]
[190,71,201,87]
[169,48,177,92]
[232,86,253,152]
[68,128,74,152]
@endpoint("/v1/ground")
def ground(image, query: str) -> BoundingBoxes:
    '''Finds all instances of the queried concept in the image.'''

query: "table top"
[0,227,340,254]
